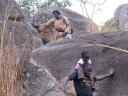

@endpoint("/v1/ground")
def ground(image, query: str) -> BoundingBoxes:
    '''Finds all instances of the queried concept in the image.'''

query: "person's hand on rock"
[109,68,115,76]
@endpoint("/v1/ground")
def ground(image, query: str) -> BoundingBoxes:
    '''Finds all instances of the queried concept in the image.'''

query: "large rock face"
[114,4,128,31]
[0,0,24,21]
[0,0,43,52]
[0,0,33,62]
[19,58,66,96]
[32,8,99,43]
[0,1,54,96]
[32,31,128,96]
[32,35,43,50]
[103,4,128,32]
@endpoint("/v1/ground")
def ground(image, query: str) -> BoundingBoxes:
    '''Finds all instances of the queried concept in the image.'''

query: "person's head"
[81,51,90,63]
[52,10,61,19]
[80,63,92,77]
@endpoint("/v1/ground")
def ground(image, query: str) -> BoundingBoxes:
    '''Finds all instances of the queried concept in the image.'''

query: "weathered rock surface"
[0,0,24,22]
[0,1,58,96]
[21,8,35,23]
[114,4,128,31]
[32,31,128,96]
[32,36,43,50]
[0,0,43,51]
[20,58,66,96]
[0,0,38,56]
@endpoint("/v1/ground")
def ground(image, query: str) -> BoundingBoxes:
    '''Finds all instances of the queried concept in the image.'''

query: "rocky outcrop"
[0,0,31,61]
[19,58,66,96]
[0,0,42,51]
[102,4,128,32]
[0,0,57,96]
[0,0,24,22]
[21,8,34,23]
[4,1,128,96]
[32,36,43,50]
[32,8,99,43]
[32,31,128,96]
[114,4,128,31]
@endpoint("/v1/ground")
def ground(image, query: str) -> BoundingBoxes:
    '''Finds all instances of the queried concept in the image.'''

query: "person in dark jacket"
[63,63,115,96]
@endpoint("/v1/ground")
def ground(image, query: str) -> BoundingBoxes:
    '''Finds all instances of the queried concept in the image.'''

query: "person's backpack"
[80,74,96,92]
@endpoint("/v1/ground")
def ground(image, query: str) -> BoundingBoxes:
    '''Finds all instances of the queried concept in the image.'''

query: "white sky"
[68,0,128,26]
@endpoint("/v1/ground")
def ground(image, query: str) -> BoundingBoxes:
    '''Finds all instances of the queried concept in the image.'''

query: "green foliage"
[41,0,72,8]
[105,19,119,28]
[104,18,119,31]
[17,0,38,8]
[17,0,72,10]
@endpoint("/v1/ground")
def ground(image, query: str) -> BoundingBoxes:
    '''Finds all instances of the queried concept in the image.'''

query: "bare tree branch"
[78,0,108,32]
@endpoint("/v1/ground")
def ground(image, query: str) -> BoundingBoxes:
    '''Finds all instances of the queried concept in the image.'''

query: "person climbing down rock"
[62,62,115,96]
[39,10,73,40]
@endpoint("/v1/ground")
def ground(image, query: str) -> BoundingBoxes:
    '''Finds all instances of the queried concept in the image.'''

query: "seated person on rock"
[63,61,115,96]
[40,10,73,40]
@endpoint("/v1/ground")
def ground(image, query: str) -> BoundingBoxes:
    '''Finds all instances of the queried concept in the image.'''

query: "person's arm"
[39,18,54,32]
[63,17,72,34]
[95,69,115,81]
[45,18,54,26]
[88,59,92,64]
[63,77,70,92]
[62,70,78,91]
